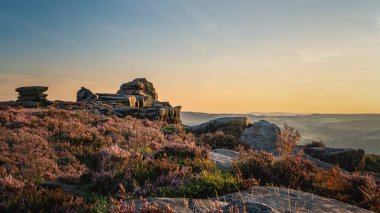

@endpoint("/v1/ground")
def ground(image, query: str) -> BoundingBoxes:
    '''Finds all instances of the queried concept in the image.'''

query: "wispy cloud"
[177,1,221,36]
[358,17,380,43]
[298,51,341,63]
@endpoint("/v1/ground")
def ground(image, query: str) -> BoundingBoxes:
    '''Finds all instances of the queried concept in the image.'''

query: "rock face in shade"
[16,86,49,103]
[303,147,365,171]
[186,117,249,137]
[240,120,281,154]
[76,87,97,102]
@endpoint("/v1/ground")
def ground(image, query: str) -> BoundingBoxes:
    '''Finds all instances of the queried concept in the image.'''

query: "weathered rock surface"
[210,149,239,171]
[117,78,158,101]
[76,87,97,102]
[16,86,49,103]
[241,120,281,154]
[186,117,249,137]
[15,86,48,94]
[131,186,370,213]
[303,147,365,171]
[74,79,180,123]
[16,86,48,107]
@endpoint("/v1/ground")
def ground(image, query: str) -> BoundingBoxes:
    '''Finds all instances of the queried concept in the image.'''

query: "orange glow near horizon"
[1,1,380,113]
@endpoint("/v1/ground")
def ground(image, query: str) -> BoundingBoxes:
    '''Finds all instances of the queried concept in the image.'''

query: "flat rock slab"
[16,86,48,94]
[132,186,370,213]
[210,149,240,171]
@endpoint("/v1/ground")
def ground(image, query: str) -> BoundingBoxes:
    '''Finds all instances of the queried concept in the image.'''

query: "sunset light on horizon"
[1,0,380,113]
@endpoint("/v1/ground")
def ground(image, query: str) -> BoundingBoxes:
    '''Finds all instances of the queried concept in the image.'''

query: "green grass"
[363,154,380,173]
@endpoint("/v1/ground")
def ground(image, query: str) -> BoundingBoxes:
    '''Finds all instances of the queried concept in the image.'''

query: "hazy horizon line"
[182,111,380,116]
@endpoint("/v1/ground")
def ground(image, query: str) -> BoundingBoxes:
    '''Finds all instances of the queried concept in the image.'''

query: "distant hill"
[181,112,380,155]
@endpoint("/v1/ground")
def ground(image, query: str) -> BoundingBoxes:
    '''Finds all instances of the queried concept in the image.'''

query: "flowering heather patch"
[0,107,237,211]
[232,151,380,211]
[231,149,275,184]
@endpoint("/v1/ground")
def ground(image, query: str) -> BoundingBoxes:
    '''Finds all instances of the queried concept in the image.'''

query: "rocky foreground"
[134,187,371,213]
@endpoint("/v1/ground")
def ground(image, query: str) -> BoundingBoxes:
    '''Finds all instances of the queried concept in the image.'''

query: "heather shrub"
[231,150,275,184]
[0,184,92,213]
[153,142,209,160]
[232,149,380,211]
[198,131,247,150]
[0,128,60,182]
[276,124,301,155]
[271,155,317,190]
[314,167,380,211]
[86,146,132,193]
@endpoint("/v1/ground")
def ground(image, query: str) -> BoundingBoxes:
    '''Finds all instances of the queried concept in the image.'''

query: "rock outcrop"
[16,86,48,102]
[130,186,370,213]
[76,87,97,102]
[303,147,365,171]
[2,79,181,123]
[241,120,281,154]
[117,78,158,101]
[74,78,181,123]
[186,117,249,137]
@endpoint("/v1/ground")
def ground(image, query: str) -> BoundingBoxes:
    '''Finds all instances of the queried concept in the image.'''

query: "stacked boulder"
[16,86,49,104]
[76,78,181,123]
[117,78,158,101]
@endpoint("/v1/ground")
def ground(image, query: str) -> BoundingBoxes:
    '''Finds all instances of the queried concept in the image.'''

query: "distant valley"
[181,112,380,155]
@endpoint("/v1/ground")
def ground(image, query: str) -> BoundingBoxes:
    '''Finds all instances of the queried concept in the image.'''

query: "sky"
[0,0,380,114]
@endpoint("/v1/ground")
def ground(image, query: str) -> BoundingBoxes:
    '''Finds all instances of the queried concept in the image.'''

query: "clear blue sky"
[1,0,380,113]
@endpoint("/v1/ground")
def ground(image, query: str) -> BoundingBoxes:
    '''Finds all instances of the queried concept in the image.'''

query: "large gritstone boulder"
[240,120,281,154]
[76,87,97,102]
[186,117,249,137]
[303,147,365,171]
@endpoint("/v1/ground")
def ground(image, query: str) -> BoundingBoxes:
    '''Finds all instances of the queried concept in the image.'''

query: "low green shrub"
[362,154,380,173]
[176,171,240,198]
[161,125,178,135]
